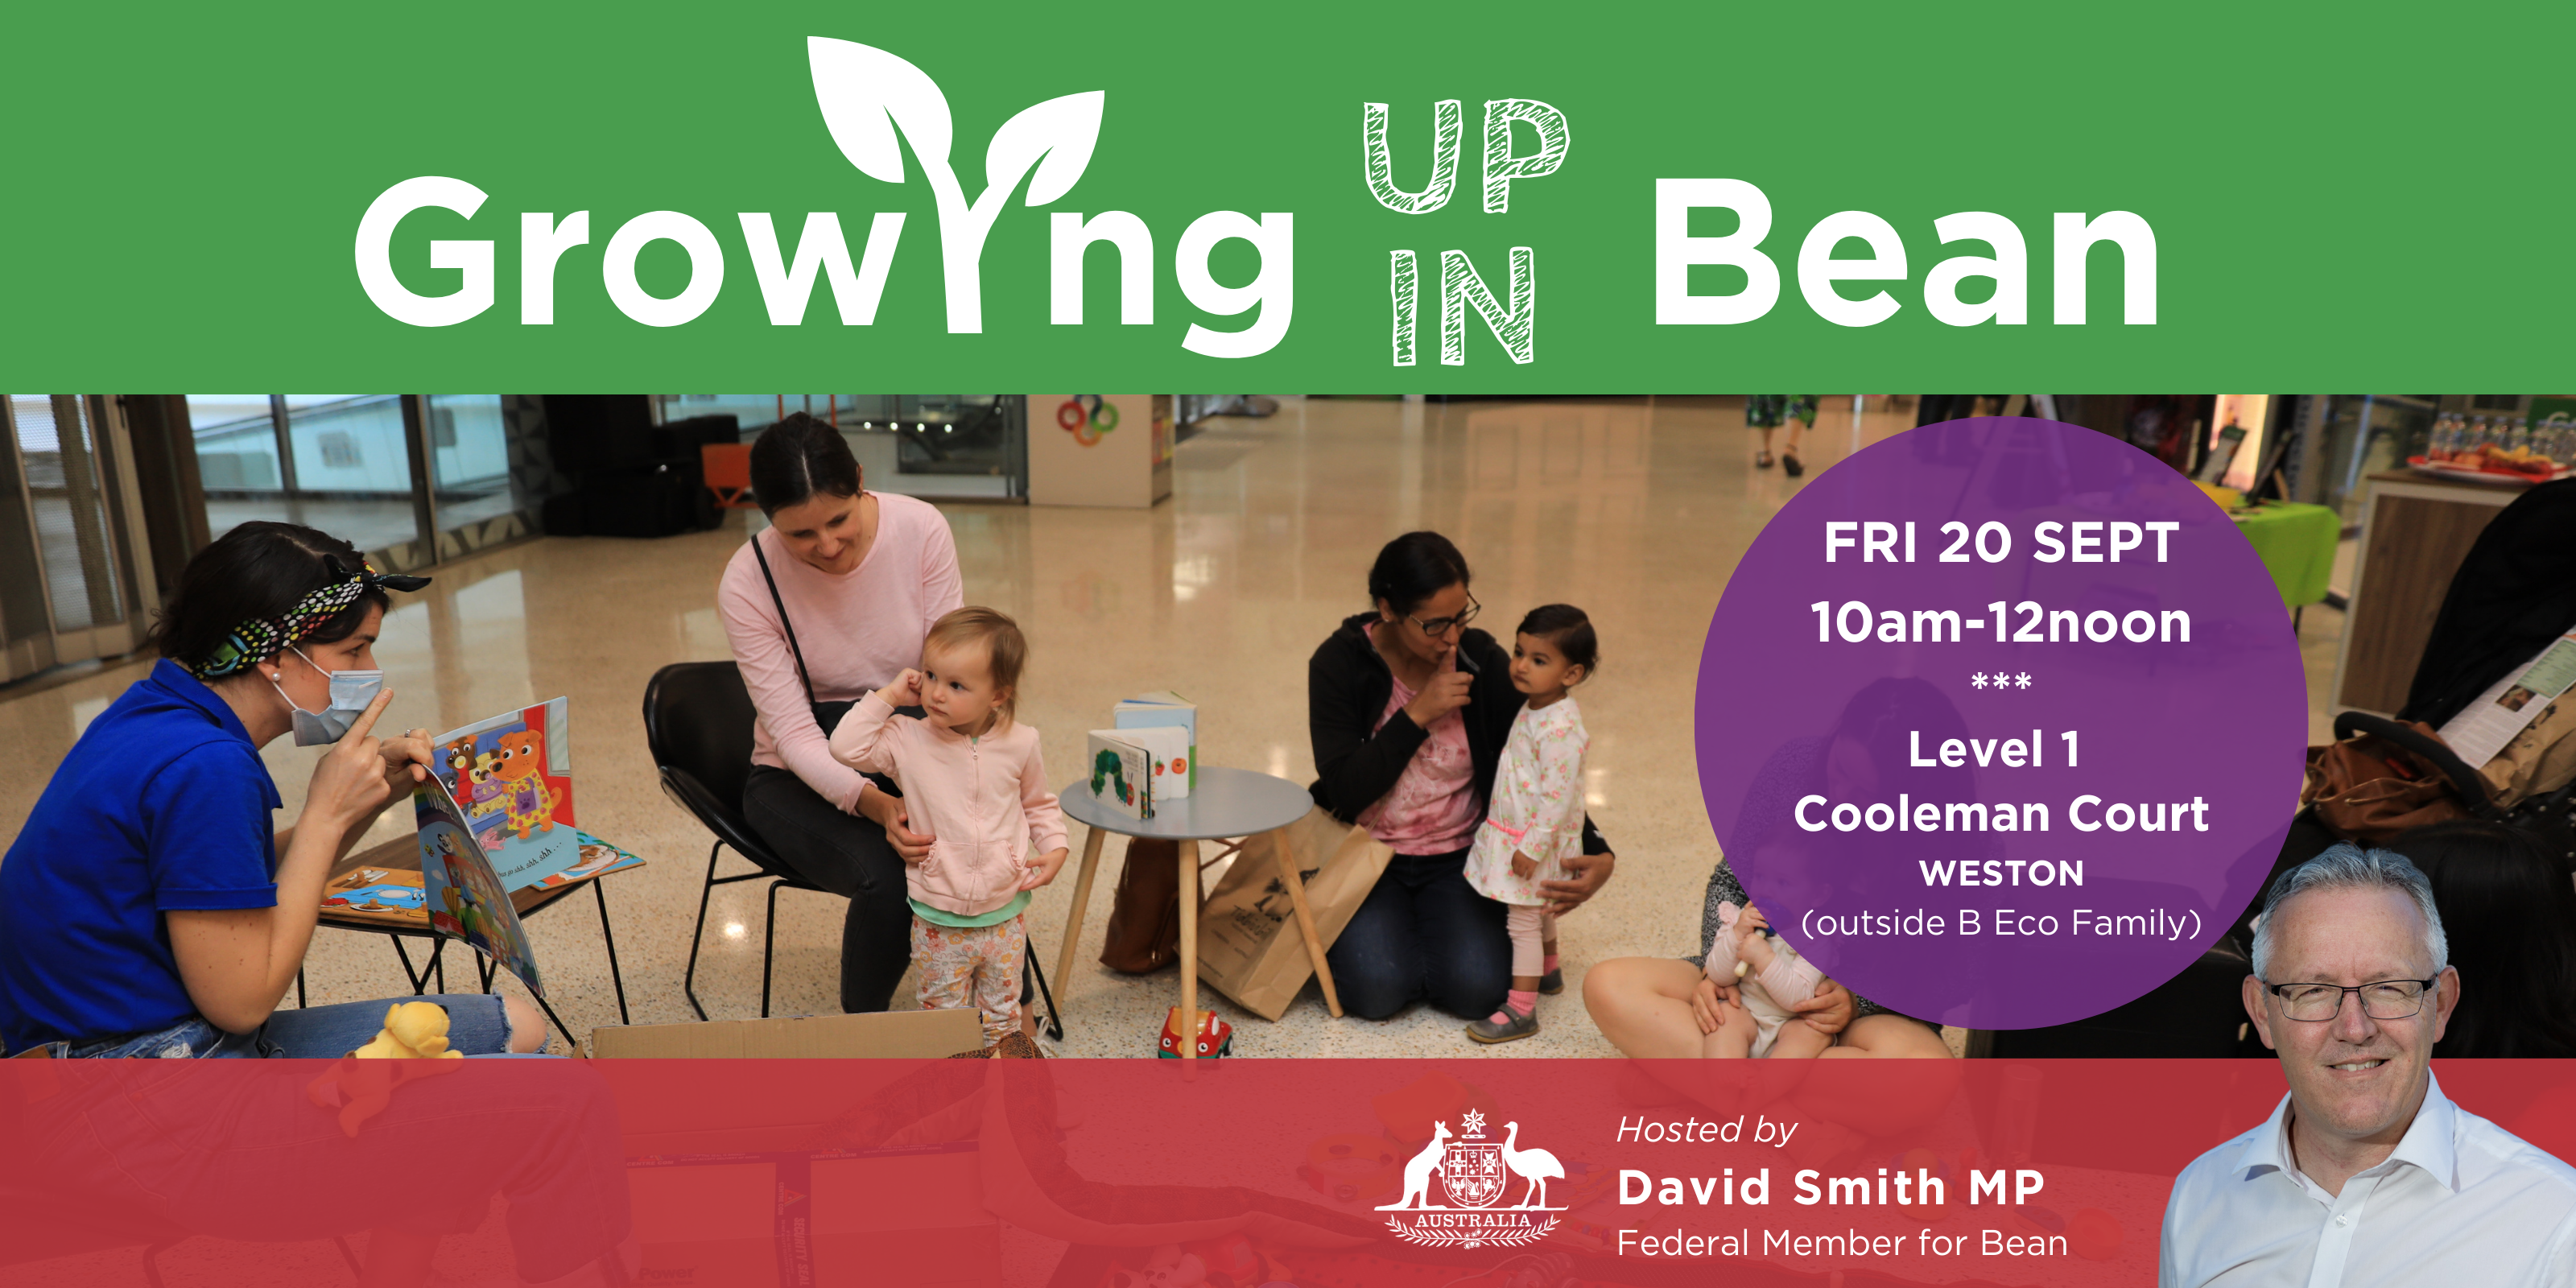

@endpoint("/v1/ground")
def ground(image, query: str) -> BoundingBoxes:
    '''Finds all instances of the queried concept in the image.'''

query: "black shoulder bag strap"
[752,531,856,736]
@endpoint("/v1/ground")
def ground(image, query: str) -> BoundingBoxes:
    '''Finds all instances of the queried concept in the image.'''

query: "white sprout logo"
[353,39,1294,353]
[807,38,1100,335]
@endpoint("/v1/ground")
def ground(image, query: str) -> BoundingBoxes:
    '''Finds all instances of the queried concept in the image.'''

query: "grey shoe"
[1466,1007,1539,1044]
[1538,968,1564,995]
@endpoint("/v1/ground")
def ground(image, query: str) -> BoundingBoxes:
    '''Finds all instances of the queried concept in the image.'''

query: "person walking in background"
[1748,395,1817,477]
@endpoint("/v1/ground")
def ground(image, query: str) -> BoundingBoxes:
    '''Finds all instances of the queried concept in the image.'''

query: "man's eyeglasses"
[1408,596,1480,637]
[2261,978,2439,1022]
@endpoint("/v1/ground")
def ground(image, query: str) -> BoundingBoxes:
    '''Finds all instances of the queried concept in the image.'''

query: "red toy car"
[1158,1006,1233,1059]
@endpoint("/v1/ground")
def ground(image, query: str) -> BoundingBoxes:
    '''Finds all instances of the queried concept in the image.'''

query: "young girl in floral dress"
[1463,605,1596,1042]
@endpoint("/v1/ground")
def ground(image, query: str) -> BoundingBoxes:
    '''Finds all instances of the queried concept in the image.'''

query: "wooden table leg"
[1178,838,1200,1062]
[1055,828,1108,1014]
[1269,826,1345,1018]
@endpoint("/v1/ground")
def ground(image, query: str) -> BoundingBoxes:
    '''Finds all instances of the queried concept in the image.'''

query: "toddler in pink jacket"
[830,606,1067,1046]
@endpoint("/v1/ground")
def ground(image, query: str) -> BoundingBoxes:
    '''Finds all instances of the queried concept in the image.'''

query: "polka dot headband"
[192,559,429,679]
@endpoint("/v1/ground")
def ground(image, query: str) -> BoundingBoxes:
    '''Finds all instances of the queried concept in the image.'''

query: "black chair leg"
[1026,949,1064,1042]
[594,875,630,1026]
[526,989,582,1054]
[141,1239,179,1288]
[762,879,786,1019]
[390,935,434,994]
[683,840,721,1022]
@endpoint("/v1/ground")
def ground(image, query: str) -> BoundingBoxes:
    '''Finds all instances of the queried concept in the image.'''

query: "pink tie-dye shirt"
[1352,623,1483,854]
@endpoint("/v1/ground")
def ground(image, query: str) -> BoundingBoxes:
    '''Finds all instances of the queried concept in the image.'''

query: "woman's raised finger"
[339,687,397,743]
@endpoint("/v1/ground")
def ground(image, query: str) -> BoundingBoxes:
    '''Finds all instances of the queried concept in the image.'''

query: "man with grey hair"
[2160,844,2576,1286]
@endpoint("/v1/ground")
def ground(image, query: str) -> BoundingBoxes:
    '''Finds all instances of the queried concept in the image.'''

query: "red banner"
[4,1058,2571,1286]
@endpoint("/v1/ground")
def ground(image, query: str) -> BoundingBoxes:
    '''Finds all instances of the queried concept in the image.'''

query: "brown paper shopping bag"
[1194,805,1392,1021]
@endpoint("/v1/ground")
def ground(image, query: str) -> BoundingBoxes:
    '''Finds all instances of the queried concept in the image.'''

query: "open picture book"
[414,778,545,997]
[431,697,583,889]
[315,698,648,997]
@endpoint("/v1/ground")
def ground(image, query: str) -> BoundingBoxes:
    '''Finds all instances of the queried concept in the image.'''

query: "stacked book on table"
[1086,691,1196,820]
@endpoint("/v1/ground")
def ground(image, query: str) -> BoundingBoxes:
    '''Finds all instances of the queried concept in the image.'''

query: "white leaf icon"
[807,36,953,182]
[985,91,1104,208]
[803,38,1103,333]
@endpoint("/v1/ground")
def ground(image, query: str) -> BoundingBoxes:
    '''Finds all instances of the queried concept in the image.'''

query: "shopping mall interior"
[0,392,2557,1055]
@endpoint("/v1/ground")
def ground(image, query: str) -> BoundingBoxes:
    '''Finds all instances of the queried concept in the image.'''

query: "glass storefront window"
[281,395,417,555]
[190,394,424,558]
[6,395,123,634]
[427,394,514,532]
[2310,395,2438,522]
[184,395,282,493]
[0,394,141,675]
[658,394,1026,500]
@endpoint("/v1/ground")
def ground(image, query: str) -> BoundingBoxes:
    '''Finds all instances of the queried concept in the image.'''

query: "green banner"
[3,2,2567,388]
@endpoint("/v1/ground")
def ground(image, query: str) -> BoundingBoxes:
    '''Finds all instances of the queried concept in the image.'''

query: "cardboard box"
[592,1009,998,1286]
[625,1144,995,1287]
[590,1009,983,1059]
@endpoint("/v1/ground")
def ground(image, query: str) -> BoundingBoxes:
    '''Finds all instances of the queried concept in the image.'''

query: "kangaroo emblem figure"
[1377,1122,1452,1211]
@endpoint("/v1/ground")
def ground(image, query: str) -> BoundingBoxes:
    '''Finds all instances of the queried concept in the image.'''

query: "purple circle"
[1695,419,2306,1030]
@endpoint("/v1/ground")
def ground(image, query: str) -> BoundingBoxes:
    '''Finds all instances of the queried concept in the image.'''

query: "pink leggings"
[1506,905,1558,977]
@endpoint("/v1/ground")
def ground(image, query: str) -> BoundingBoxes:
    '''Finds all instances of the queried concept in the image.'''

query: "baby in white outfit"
[1701,900,1834,1059]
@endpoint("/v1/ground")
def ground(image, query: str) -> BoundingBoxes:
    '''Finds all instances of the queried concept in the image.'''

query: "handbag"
[2302,713,2477,845]
[1100,839,1183,973]
[752,533,855,736]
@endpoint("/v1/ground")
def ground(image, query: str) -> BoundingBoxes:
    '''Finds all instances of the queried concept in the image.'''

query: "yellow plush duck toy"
[352,1001,467,1060]
[308,1001,466,1137]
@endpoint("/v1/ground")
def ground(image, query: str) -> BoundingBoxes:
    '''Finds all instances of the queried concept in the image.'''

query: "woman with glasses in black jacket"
[1307,531,1616,1022]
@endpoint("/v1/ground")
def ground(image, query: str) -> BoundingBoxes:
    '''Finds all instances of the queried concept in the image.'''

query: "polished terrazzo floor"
[0,396,2349,1056]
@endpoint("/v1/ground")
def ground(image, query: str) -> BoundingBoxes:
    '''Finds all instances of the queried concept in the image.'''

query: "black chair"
[642,661,1066,1034]
[644,661,831,1019]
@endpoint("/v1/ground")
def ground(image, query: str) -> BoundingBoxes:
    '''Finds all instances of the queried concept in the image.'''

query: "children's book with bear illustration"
[432,698,580,891]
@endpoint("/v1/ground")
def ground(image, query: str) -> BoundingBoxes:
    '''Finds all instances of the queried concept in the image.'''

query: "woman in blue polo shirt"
[0,521,546,1057]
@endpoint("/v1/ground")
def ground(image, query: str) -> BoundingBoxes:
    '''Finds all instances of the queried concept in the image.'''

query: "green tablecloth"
[2230,502,2339,609]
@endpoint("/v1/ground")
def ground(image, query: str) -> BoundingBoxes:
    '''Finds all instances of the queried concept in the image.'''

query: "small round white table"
[1056,766,1344,1056]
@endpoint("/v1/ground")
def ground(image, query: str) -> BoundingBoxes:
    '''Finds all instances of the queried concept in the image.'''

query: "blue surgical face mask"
[272,646,384,745]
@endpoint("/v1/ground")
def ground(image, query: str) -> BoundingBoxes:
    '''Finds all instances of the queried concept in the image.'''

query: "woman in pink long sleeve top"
[717,415,964,1012]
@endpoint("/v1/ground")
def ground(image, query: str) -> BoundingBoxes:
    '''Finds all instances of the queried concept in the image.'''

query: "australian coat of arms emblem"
[1376,1109,1563,1249]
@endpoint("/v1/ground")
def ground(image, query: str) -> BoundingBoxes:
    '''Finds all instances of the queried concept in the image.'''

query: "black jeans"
[742,763,913,1012]
[1323,847,1509,1021]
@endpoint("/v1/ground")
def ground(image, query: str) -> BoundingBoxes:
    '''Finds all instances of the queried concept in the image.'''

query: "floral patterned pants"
[911,914,1026,1046]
